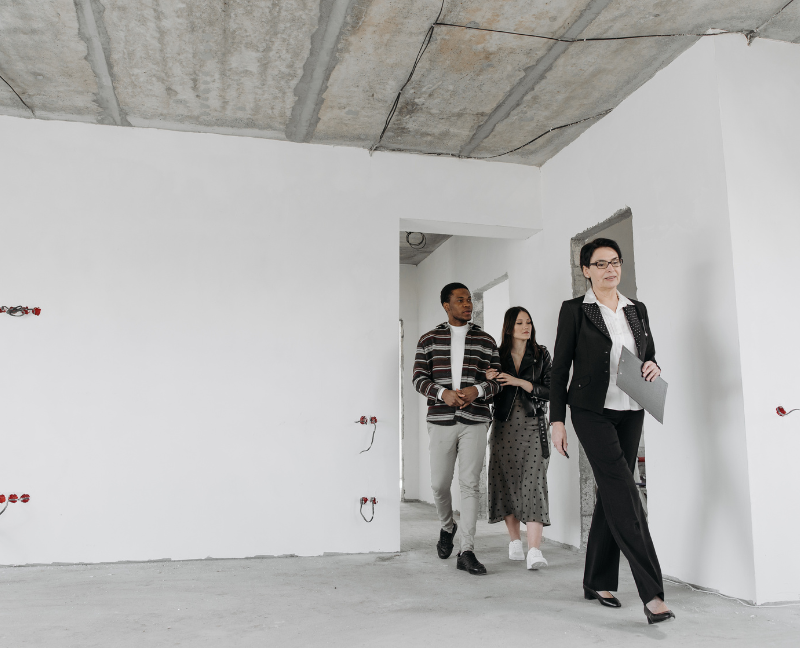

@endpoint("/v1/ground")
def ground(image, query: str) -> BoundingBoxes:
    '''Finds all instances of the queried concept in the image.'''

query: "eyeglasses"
[589,258,623,269]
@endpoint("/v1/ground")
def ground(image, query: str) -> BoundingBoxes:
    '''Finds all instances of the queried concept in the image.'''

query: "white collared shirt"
[584,287,642,411]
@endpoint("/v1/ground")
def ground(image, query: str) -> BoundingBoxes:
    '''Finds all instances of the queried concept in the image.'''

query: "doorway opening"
[571,207,646,549]
[399,319,405,500]
[398,229,525,522]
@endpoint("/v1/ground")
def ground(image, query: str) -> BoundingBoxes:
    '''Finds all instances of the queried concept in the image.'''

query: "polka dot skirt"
[488,398,551,526]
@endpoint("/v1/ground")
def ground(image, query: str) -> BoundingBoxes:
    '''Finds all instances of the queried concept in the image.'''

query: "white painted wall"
[540,36,758,601]
[482,279,510,346]
[716,35,800,603]
[0,115,537,564]
[399,264,420,501]
[9,33,792,604]
[409,37,770,602]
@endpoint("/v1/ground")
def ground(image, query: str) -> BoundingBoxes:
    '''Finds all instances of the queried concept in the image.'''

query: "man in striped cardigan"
[413,283,501,575]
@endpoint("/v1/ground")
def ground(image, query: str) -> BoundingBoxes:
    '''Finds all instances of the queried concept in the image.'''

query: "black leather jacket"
[492,341,552,422]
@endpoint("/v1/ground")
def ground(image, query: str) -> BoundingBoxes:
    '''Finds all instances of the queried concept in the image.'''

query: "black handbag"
[520,393,550,459]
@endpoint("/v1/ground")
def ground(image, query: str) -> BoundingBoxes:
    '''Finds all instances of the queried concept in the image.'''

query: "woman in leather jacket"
[485,306,552,570]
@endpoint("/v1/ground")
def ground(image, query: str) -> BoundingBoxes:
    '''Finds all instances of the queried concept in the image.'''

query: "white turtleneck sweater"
[436,323,484,401]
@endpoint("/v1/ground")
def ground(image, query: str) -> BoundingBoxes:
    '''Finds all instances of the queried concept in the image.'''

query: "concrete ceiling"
[2,1,799,166]
[400,231,451,265]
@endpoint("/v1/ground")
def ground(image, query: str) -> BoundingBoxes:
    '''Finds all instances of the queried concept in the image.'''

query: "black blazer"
[550,296,657,422]
[492,341,551,422]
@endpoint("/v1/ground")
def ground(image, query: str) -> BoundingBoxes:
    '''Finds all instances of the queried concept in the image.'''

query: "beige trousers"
[427,420,489,553]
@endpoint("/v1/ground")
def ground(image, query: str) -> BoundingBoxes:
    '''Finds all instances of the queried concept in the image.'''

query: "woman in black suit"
[550,237,675,624]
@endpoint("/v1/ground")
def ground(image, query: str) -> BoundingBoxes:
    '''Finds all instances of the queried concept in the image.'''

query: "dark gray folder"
[616,346,668,424]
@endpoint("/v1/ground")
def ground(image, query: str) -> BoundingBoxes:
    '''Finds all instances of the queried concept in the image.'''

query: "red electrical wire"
[360,497,378,522]
[355,417,379,453]
[0,493,30,517]
[0,306,41,316]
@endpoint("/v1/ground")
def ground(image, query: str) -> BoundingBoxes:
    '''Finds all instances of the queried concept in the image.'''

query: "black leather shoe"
[583,586,622,608]
[456,550,487,575]
[644,605,676,624]
[436,523,457,559]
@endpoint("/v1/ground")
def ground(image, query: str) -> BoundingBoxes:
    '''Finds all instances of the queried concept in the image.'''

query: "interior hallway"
[2,502,797,647]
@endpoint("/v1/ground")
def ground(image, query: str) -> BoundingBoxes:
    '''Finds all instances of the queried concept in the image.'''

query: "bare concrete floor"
[2,502,798,647]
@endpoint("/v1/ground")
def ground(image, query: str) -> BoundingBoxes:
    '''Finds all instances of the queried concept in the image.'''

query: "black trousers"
[571,406,665,604]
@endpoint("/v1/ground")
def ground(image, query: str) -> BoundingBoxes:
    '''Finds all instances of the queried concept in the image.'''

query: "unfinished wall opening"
[399,319,405,501]
[570,207,647,548]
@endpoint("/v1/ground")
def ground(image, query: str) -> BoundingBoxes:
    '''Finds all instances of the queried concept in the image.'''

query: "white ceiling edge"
[400,218,540,240]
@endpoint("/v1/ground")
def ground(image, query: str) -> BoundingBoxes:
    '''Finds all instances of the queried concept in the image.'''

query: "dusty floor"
[2,502,798,647]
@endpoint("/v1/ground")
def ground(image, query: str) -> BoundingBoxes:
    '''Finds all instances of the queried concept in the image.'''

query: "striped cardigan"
[413,322,502,426]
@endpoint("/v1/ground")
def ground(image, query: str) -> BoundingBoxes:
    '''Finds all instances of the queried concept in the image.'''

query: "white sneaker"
[509,540,525,561]
[527,548,548,570]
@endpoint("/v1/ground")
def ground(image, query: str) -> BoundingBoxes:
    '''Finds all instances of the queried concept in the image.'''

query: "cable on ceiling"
[474,109,613,160]
[749,0,798,42]
[370,0,445,154]
[437,0,797,47]
[374,109,613,160]
[434,21,731,43]
[0,71,34,117]
[372,0,798,160]
[405,232,427,249]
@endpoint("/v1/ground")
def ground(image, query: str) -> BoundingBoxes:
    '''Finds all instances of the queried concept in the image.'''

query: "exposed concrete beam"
[459,0,614,158]
[286,0,355,143]
[73,0,129,126]
[474,273,509,296]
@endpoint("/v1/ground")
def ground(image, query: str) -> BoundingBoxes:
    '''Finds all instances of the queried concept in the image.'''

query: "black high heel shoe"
[643,604,676,624]
[583,586,621,608]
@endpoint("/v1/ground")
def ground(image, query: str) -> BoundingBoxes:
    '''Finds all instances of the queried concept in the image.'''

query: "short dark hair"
[579,238,623,270]
[441,282,469,305]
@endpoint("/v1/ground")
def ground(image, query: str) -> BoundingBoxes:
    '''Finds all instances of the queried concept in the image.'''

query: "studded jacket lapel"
[582,302,610,339]
[623,305,646,360]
